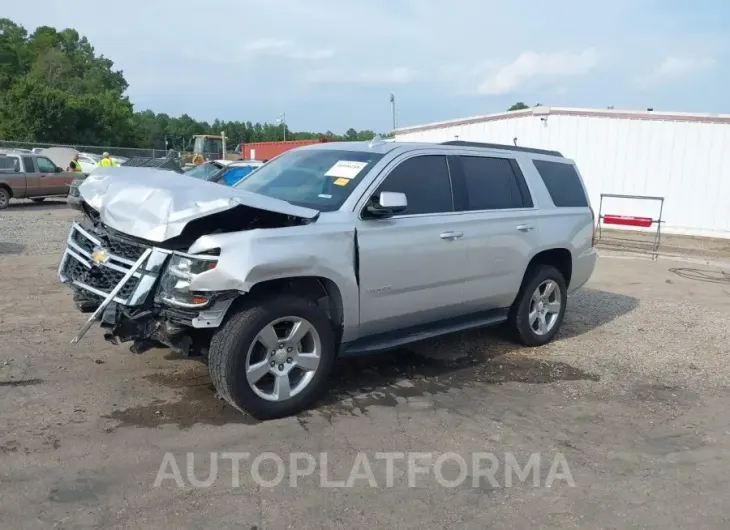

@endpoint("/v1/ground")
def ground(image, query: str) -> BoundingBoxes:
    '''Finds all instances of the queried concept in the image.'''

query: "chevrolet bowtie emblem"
[91,247,109,265]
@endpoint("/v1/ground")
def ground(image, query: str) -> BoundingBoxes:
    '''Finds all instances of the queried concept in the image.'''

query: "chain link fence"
[0,139,164,160]
[0,140,245,173]
[0,139,235,168]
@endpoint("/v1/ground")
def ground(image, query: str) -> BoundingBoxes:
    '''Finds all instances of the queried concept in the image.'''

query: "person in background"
[68,153,82,172]
[99,152,116,167]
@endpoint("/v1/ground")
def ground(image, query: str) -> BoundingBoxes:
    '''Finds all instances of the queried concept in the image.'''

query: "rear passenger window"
[0,156,20,171]
[533,160,588,207]
[22,157,36,173]
[460,156,523,210]
[376,155,453,215]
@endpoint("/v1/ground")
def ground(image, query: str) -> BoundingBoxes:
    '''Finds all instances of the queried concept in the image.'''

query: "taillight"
[590,207,597,246]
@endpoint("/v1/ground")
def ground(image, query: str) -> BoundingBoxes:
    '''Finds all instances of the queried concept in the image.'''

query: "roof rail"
[440,140,563,158]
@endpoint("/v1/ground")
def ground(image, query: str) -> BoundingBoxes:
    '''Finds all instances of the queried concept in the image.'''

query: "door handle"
[517,225,534,232]
[440,231,463,241]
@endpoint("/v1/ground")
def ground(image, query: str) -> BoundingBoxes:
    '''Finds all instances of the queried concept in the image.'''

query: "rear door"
[354,153,475,336]
[35,156,71,195]
[448,153,540,309]
[21,156,42,196]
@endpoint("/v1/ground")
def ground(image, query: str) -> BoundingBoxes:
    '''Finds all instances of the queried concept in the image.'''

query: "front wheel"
[208,295,336,420]
[508,265,567,346]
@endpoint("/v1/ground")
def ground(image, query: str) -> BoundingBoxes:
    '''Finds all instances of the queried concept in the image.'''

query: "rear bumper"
[569,246,597,293]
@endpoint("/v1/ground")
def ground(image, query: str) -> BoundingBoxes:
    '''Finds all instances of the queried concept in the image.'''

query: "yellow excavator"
[185,134,242,166]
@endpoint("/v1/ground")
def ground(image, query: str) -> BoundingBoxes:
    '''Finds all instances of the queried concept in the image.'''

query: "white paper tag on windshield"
[324,160,368,179]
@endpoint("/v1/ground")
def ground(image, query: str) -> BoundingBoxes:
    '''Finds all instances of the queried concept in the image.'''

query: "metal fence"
[0,139,165,160]
[0,139,235,167]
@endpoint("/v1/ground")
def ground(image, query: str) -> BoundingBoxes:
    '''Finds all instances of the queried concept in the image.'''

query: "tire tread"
[208,295,335,419]
[509,264,567,347]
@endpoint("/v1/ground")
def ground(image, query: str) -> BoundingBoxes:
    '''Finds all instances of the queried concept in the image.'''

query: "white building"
[393,107,730,239]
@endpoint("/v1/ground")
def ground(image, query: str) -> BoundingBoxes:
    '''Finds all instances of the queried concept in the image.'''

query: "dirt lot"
[2,199,730,529]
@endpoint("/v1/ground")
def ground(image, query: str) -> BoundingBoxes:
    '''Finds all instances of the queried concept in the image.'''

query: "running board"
[341,308,509,356]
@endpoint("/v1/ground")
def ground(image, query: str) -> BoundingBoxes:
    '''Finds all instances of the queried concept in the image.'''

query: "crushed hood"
[78,167,319,242]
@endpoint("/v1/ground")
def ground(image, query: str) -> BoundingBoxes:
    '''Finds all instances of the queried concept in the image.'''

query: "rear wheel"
[0,188,10,209]
[208,295,336,420]
[508,265,567,346]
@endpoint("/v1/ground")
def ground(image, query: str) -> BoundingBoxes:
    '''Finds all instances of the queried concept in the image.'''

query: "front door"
[355,154,471,337]
[35,156,70,196]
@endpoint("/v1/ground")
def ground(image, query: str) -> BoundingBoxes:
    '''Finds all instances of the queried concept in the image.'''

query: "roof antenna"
[369,134,384,148]
[513,137,518,146]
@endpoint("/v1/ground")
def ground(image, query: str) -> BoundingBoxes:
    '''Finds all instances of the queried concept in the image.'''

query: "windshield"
[234,149,384,211]
[193,137,222,155]
[184,162,223,180]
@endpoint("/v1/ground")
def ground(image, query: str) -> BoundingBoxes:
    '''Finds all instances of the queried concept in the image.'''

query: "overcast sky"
[6,0,729,133]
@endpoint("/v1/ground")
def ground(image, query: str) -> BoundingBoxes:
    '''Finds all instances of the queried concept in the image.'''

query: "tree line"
[0,18,535,151]
[0,18,381,150]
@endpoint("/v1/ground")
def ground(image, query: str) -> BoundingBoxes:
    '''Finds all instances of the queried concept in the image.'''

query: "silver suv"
[58,139,597,419]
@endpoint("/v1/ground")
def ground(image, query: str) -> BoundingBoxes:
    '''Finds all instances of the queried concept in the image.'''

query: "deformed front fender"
[187,223,360,341]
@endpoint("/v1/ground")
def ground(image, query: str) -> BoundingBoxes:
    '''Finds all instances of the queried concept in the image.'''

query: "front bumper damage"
[58,221,234,355]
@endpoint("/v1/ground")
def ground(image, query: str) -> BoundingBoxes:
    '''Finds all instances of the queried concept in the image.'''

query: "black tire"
[508,265,568,347]
[208,295,336,420]
[0,187,10,210]
[31,197,45,203]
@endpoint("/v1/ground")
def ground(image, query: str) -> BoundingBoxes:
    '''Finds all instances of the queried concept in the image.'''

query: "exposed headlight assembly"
[158,252,218,308]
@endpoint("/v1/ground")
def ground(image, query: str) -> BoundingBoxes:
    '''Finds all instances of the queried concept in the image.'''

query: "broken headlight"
[158,253,218,308]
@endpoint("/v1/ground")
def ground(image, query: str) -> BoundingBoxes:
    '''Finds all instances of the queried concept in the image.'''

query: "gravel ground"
[0,199,76,255]
[2,203,730,529]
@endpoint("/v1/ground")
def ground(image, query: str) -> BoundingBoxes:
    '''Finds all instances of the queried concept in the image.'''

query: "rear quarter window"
[532,160,588,207]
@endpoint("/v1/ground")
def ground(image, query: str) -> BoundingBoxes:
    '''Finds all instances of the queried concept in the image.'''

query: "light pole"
[389,93,396,131]
[277,113,287,141]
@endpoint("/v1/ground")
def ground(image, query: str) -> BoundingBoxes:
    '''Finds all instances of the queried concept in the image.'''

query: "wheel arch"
[524,247,573,288]
[244,275,346,340]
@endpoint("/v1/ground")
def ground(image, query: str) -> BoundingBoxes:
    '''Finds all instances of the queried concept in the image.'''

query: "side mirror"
[55,166,62,173]
[366,191,408,218]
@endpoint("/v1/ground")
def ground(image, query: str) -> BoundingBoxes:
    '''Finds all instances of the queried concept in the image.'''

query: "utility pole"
[390,93,396,131]
[277,113,287,141]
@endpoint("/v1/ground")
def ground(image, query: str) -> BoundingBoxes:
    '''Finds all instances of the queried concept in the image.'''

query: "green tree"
[0,18,135,145]
[508,102,530,111]
[0,19,29,91]
[0,18,389,148]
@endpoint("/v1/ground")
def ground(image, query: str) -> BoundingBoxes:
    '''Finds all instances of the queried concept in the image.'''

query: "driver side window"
[36,157,57,173]
[375,155,454,215]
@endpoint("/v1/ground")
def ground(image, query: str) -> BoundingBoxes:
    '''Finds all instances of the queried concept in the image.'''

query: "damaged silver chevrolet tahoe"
[58,138,597,419]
